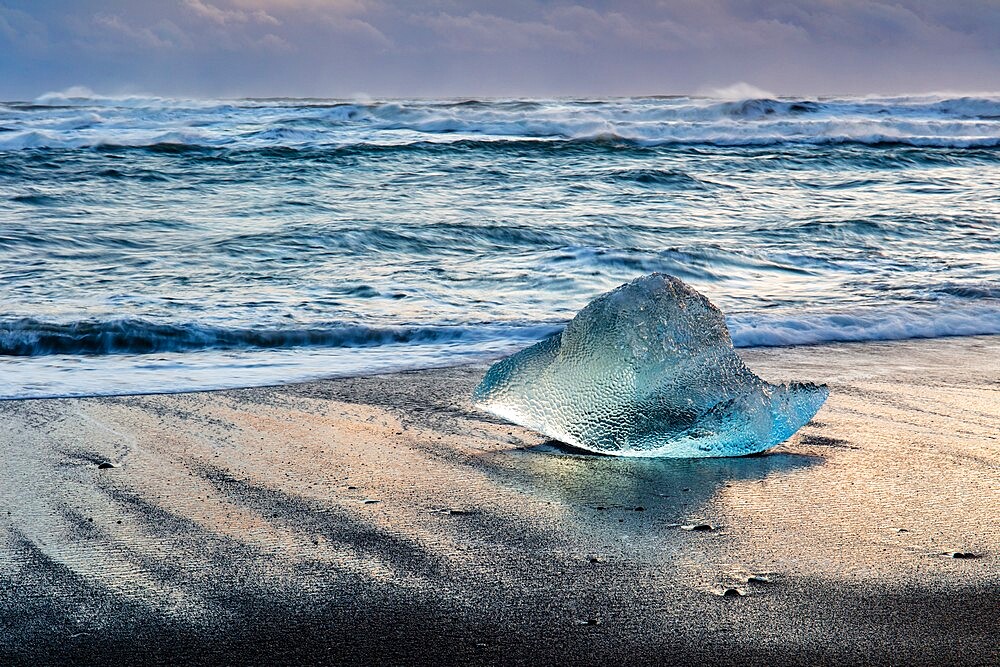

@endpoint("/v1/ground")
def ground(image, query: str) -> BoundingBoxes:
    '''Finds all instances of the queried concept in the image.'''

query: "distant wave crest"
[2,94,1000,150]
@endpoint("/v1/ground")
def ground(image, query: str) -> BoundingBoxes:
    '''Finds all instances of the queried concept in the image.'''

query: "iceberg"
[473,274,828,457]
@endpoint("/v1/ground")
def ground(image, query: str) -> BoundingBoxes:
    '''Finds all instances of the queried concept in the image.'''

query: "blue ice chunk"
[473,274,828,457]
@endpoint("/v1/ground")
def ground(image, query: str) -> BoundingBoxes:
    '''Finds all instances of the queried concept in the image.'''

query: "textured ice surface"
[473,274,828,457]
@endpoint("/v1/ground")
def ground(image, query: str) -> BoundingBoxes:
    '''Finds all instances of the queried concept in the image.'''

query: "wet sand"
[1,335,998,666]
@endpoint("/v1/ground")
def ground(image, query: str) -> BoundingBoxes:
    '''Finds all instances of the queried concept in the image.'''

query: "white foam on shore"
[728,302,1000,347]
[2,304,997,400]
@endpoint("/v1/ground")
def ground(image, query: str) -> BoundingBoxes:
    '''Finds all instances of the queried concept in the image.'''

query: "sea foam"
[1,93,995,399]
[728,303,1000,347]
[2,94,999,150]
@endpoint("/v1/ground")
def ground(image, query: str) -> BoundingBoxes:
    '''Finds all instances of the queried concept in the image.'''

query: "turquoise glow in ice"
[473,274,828,457]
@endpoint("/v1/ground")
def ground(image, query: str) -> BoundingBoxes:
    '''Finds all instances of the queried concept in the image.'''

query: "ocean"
[1,92,998,399]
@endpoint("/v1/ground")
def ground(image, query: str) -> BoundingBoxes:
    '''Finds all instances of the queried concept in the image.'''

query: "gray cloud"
[183,0,280,26]
[89,13,184,50]
[0,3,47,50]
[1,0,997,99]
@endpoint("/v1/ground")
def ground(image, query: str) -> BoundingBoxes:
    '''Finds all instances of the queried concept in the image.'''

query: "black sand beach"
[1,336,998,666]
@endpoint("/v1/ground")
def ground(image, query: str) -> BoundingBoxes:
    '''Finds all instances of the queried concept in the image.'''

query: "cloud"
[412,3,811,56]
[418,11,577,52]
[720,0,973,48]
[1,0,999,98]
[183,0,279,26]
[232,0,370,10]
[182,0,390,49]
[322,14,392,48]
[91,13,181,50]
[546,6,686,51]
[0,3,48,50]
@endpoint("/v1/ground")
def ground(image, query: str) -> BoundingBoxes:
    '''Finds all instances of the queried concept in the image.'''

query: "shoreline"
[3,331,998,403]
[1,335,997,665]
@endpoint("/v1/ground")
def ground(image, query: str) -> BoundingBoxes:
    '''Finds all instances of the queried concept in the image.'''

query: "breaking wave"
[2,90,997,399]
[4,302,995,360]
[728,302,1000,347]
[0,318,561,357]
[2,93,1000,150]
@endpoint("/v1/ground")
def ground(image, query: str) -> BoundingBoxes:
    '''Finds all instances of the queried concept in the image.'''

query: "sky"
[1,1,999,100]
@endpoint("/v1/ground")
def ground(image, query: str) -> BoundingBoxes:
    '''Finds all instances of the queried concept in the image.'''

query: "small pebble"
[712,585,746,597]
[944,551,978,559]
[633,506,645,512]
[97,462,117,469]
[362,499,380,505]
[682,523,714,531]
